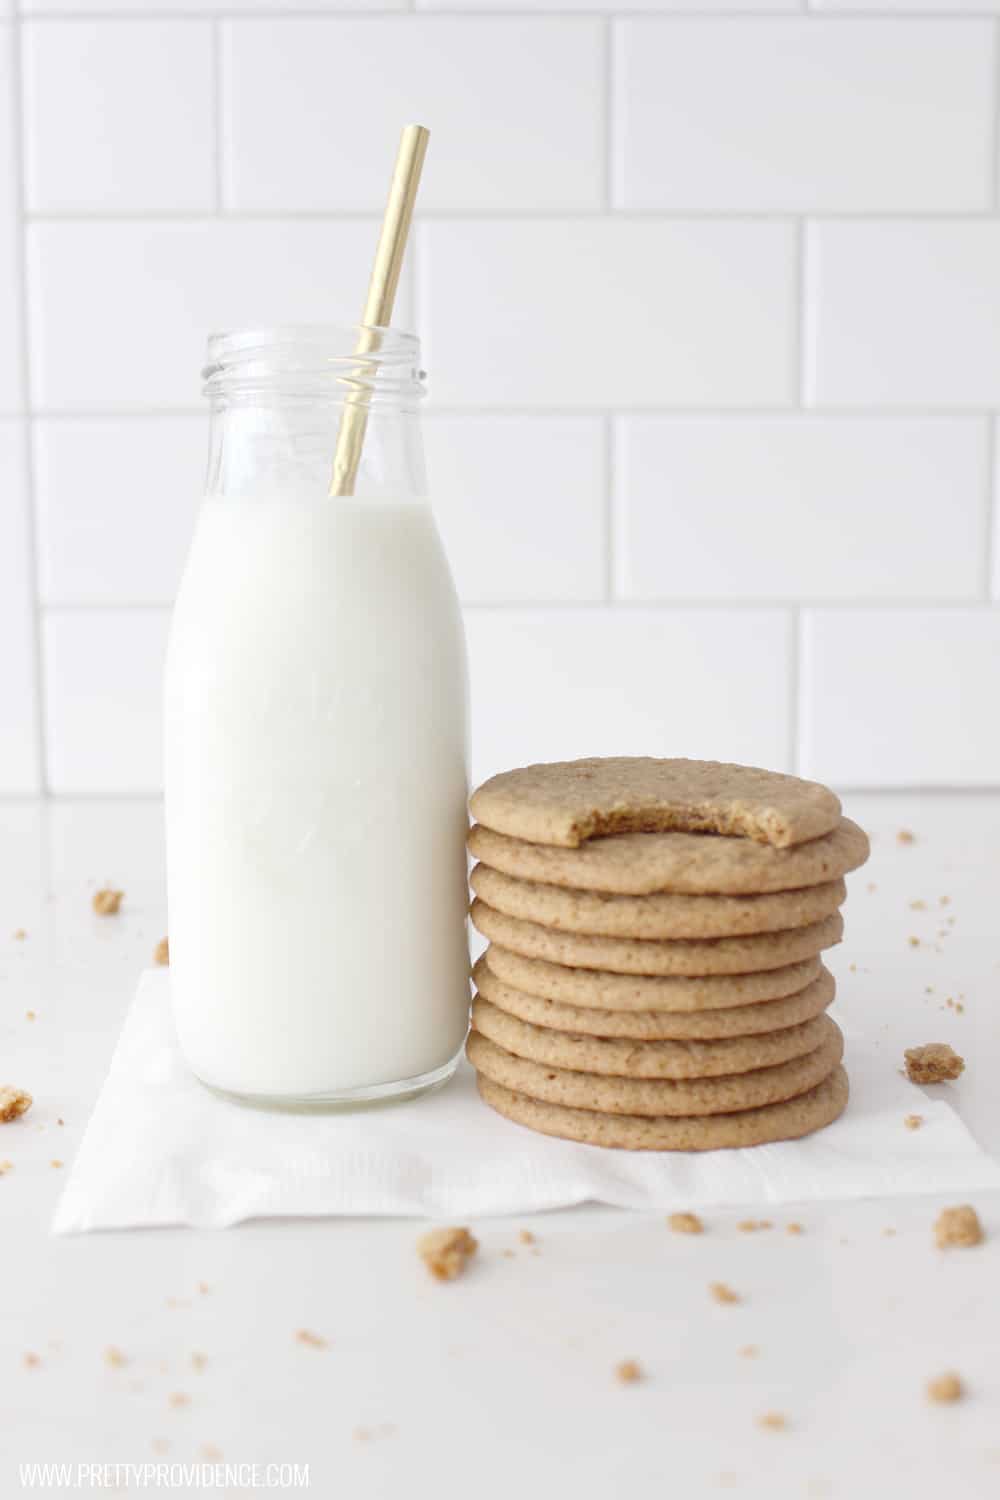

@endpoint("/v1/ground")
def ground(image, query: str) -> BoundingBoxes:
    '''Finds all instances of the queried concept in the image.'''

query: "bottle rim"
[202,324,425,406]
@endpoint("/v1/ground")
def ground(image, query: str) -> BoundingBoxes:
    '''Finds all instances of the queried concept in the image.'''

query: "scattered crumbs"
[25,1011,36,1022]
[93,888,124,917]
[501,1249,515,1259]
[904,1114,924,1131]
[738,1345,759,1359]
[197,1282,210,1295]
[908,936,921,949]
[786,1222,805,1235]
[418,1226,478,1282]
[518,1229,536,1246]
[709,1282,740,1305]
[0,1086,32,1124]
[191,1352,208,1372]
[50,1159,63,1169]
[905,1043,965,1085]
[737,1219,772,1233]
[23,1352,40,1369]
[909,900,927,911]
[151,1440,171,1456]
[926,1372,964,1404]
[667,1211,704,1235]
[866,883,877,894]
[104,1347,127,1368]
[897,830,916,845]
[167,1392,190,1410]
[934,1205,984,1250]
[757,1412,787,1432]
[200,1444,222,1462]
[295,1329,328,1350]
[13,929,26,941]
[154,937,170,967]
[615,1359,643,1385]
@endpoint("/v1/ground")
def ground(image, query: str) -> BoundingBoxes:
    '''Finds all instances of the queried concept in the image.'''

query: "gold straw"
[329,124,430,497]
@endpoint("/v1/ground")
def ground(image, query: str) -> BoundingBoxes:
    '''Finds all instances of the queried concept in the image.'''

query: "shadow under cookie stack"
[465,758,869,1152]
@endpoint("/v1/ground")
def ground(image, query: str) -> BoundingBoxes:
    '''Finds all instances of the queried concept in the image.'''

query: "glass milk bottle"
[164,326,471,1106]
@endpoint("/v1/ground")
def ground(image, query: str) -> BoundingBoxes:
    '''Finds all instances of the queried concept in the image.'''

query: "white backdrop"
[1,2,998,795]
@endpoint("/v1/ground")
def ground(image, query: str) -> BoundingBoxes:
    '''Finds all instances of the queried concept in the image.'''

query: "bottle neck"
[203,325,427,501]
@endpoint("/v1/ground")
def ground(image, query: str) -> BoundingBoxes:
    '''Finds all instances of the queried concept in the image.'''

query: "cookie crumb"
[200,1444,222,1461]
[905,1043,964,1084]
[909,899,927,911]
[13,928,26,941]
[167,1392,190,1409]
[926,1372,963,1404]
[908,936,921,948]
[191,1352,207,1372]
[667,1211,703,1235]
[50,1159,63,1169]
[152,1440,170,1456]
[934,1205,983,1249]
[197,1282,210,1295]
[93,888,124,916]
[737,1219,772,1233]
[25,1011,35,1022]
[23,1352,40,1369]
[501,1248,515,1259]
[154,937,169,966]
[904,1114,924,1131]
[418,1226,478,1282]
[709,1281,740,1305]
[0,1087,32,1124]
[897,830,916,845]
[0,1160,13,1175]
[786,1222,804,1235]
[757,1412,787,1431]
[940,895,951,907]
[104,1346,127,1368]
[615,1359,643,1384]
[295,1329,328,1349]
[518,1229,535,1246]
[883,1227,897,1238]
[739,1344,759,1359]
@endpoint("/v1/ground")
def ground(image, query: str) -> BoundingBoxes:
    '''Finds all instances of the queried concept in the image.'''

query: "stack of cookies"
[465,758,869,1152]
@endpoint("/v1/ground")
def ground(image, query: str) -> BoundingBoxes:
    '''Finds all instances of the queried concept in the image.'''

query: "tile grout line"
[212,18,224,214]
[8,13,50,794]
[991,17,1000,214]
[18,8,1000,20]
[23,208,1000,224]
[603,15,614,215]
[797,218,811,408]
[604,413,615,601]
[787,606,802,776]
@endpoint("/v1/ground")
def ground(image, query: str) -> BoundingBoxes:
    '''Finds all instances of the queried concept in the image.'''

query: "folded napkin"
[53,971,1000,1233]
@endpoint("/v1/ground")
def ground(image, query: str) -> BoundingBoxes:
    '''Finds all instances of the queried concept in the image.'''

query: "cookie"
[466,1018,843,1116]
[470,758,841,851]
[483,946,823,1013]
[471,996,832,1079]
[470,863,846,940]
[471,901,843,977]
[476,1065,849,1151]
[468,818,869,897]
[473,955,836,1039]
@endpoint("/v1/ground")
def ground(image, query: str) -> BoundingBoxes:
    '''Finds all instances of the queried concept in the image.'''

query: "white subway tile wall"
[0,3,998,796]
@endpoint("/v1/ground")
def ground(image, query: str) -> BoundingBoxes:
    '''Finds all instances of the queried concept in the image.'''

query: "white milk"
[164,492,471,1101]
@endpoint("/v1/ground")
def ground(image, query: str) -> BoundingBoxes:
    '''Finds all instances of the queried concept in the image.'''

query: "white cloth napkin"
[53,970,1000,1233]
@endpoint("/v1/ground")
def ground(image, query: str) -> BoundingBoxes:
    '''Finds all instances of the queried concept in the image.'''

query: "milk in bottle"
[164,327,470,1104]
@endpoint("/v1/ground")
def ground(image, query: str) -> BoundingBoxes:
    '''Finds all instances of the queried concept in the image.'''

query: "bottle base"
[194,1044,464,1114]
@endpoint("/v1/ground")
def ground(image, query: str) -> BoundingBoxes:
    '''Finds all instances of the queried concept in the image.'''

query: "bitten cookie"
[471,996,832,1079]
[473,955,836,1040]
[470,863,847,940]
[471,901,844,977]
[467,818,869,897]
[470,758,842,850]
[466,1018,844,1117]
[476,1066,850,1151]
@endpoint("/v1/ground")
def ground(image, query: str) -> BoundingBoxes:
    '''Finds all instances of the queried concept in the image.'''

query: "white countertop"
[2,793,998,1500]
